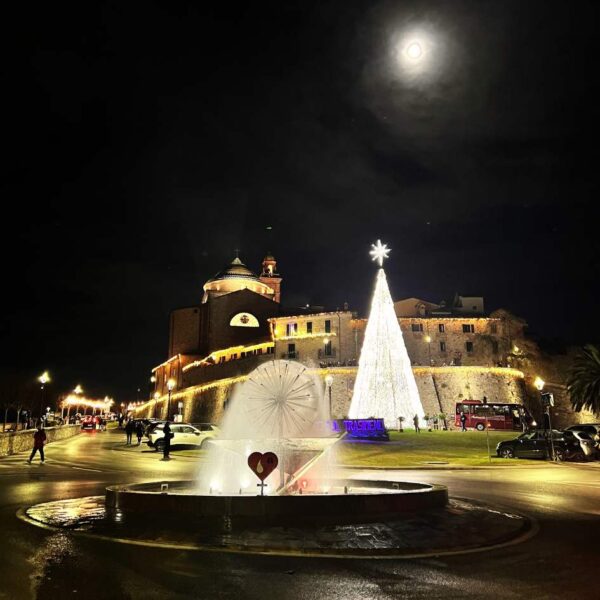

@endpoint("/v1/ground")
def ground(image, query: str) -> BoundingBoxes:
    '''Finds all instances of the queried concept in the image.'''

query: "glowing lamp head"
[74,384,83,395]
[150,375,156,383]
[325,374,334,387]
[534,376,545,391]
[154,392,160,400]
[38,371,50,385]
[424,335,432,343]
[167,378,176,391]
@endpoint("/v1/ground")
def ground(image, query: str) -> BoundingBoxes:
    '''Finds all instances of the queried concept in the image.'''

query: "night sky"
[3,0,598,401]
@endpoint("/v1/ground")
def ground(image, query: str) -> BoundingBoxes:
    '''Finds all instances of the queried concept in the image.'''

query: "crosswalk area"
[0,453,105,473]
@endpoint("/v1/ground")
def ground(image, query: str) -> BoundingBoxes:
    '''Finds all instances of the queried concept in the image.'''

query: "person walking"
[125,419,134,445]
[27,425,46,464]
[413,414,420,433]
[460,411,467,432]
[162,421,172,460]
[135,421,144,445]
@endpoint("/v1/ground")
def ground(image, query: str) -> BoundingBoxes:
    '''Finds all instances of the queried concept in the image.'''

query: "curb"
[16,498,538,561]
[337,462,569,471]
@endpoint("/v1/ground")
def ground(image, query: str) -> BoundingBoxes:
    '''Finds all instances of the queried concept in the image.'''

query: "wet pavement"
[23,495,529,556]
[1,428,599,599]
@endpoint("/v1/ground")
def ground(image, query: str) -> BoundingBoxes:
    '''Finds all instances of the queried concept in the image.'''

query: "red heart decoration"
[247,451,279,481]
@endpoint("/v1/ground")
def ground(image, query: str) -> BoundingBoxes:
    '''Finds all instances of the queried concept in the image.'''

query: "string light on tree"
[350,240,425,429]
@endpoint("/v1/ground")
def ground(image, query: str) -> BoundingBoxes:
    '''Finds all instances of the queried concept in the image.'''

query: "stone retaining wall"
[0,424,80,457]
[134,366,526,428]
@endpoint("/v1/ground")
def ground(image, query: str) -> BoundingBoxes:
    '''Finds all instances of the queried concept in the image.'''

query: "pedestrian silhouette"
[162,421,172,460]
[135,421,144,445]
[413,414,420,433]
[125,419,135,445]
[27,425,46,464]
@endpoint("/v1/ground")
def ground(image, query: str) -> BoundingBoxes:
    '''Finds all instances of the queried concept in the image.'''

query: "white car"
[147,423,219,451]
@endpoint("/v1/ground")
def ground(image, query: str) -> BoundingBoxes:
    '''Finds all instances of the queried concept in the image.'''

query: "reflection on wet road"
[1,428,599,599]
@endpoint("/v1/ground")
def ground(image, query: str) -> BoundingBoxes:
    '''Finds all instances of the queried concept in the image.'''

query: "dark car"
[496,429,585,461]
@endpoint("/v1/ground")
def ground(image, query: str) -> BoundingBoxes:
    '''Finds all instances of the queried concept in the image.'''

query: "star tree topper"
[369,239,390,266]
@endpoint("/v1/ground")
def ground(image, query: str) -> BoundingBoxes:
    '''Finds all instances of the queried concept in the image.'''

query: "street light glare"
[534,376,545,391]
[38,371,50,385]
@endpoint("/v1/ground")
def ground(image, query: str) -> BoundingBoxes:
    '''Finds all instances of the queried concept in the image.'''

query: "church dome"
[208,257,259,283]
[202,256,274,302]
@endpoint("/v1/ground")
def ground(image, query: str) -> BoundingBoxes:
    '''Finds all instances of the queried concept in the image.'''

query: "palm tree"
[567,345,600,415]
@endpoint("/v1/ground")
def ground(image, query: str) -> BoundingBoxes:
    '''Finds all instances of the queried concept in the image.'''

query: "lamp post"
[167,379,176,420]
[325,374,334,421]
[37,371,50,425]
[534,376,556,460]
[73,384,83,420]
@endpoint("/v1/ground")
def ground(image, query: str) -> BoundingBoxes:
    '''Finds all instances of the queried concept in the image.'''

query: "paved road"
[1,429,599,599]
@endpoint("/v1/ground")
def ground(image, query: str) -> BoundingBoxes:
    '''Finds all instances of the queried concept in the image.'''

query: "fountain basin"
[106,479,448,527]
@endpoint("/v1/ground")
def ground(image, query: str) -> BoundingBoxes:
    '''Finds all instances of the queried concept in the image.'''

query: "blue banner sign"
[339,418,389,440]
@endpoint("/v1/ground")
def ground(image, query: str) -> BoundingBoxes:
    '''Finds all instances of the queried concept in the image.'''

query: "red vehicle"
[81,415,101,431]
[455,400,536,431]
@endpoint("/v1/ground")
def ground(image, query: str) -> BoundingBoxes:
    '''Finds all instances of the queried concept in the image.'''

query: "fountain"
[19,241,534,557]
[105,358,447,527]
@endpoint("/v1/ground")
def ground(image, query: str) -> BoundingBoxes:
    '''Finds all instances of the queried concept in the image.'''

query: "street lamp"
[73,384,83,417]
[167,379,176,420]
[325,374,334,420]
[534,376,556,460]
[38,371,50,425]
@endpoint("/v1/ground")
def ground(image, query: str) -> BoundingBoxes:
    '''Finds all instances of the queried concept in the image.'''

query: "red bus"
[455,400,536,431]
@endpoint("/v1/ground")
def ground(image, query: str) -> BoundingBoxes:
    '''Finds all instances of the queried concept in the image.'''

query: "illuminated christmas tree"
[349,240,425,429]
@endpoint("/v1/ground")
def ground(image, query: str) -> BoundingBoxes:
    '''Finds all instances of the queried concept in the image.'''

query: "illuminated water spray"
[198,360,327,495]
[349,240,425,428]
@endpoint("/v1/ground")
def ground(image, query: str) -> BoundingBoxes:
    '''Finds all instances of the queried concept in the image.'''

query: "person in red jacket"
[27,425,47,464]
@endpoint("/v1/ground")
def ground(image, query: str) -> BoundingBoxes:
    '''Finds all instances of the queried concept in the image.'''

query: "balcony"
[281,351,299,360]
[318,348,337,359]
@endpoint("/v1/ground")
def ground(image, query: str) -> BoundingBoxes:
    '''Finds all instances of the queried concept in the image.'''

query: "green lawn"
[335,430,524,467]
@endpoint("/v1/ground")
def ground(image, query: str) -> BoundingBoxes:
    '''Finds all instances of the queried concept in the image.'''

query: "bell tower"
[259,252,282,303]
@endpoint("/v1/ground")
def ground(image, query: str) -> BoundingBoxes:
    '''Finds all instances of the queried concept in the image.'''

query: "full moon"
[406,42,422,59]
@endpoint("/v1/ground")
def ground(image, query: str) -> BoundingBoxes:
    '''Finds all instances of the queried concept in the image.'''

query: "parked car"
[496,429,586,461]
[144,420,166,437]
[190,423,220,436]
[568,430,598,459]
[565,424,600,443]
[147,423,219,451]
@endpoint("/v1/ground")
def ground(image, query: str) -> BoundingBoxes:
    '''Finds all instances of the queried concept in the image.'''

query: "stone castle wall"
[135,366,526,430]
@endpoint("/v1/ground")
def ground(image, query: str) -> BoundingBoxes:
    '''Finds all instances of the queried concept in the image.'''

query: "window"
[492,341,499,354]
[323,340,333,356]
[306,321,313,334]
[286,323,298,336]
[438,323,445,333]
[287,343,296,357]
[466,341,474,353]
[411,323,424,332]
[325,319,331,333]
[490,323,498,334]
[440,341,446,352]
[462,324,475,333]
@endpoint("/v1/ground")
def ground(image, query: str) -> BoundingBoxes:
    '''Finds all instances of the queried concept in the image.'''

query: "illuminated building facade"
[146,253,529,426]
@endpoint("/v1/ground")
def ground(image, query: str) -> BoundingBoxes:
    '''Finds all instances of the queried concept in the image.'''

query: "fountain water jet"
[197,360,334,496]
